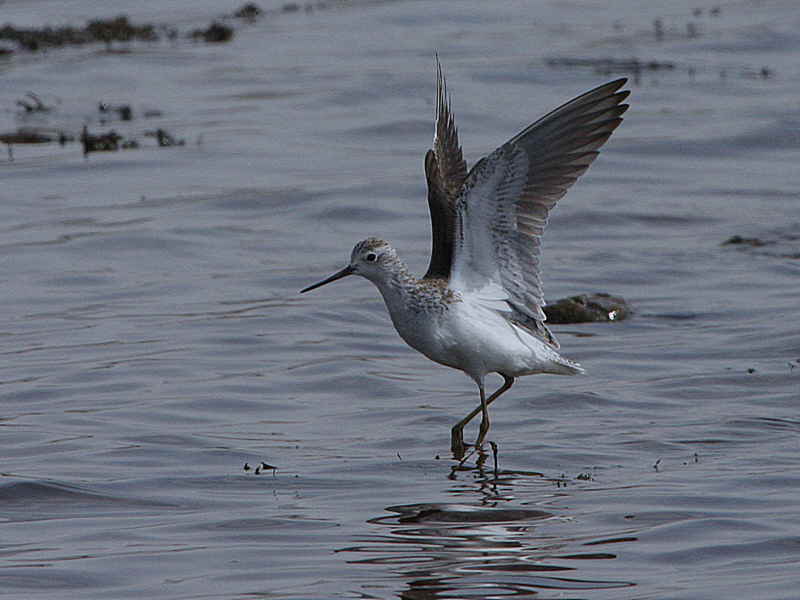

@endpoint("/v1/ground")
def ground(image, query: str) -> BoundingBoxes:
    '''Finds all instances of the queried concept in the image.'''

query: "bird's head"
[300,238,400,293]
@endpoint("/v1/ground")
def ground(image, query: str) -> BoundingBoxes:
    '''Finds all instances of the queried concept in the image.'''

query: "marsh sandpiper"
[302,59,629,460]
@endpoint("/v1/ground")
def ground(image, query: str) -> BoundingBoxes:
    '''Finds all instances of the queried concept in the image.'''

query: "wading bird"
[302,60,629,459]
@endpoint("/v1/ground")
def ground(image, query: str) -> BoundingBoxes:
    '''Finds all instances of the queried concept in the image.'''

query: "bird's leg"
[451,427,466,459]
[456,384,490,470]
[451,381,484,459]
[451,375,514,459]
[475,383,490,450]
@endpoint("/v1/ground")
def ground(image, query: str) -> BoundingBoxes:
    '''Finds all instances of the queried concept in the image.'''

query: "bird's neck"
[371,259,456,326]
[373,256,414,294]
[368,258,420,314]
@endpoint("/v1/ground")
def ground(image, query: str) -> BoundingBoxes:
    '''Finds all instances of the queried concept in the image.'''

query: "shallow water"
[1,0,799,598]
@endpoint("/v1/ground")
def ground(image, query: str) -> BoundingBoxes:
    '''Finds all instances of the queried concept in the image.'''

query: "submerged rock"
[544,293,631,324]
[722,235,766,247]
[722,229,800,259]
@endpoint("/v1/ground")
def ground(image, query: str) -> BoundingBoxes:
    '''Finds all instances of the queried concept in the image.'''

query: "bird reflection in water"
[338,474,636,598]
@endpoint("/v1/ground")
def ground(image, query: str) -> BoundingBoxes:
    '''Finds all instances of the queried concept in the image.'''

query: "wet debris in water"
[547,56,675,76]
[687,453,700,465]
[546,54,776,84]
[3,91,184,160]
[1,128,74,161]
[81,125,140,156]
[16,92,53,113]
[243,462,277,475]
[551,471,599,487]
[99,102,133,122]
[0,129,56,145]
[548,10,773,84]
[545,56,678,85]
[145,128,185,147]
[653,18,664,41]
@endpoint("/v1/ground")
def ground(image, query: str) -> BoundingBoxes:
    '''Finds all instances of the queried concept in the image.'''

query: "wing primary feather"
[423,56,468,280]
[449,76,630,336]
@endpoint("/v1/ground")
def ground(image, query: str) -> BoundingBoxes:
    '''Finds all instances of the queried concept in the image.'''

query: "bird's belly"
[391,310,463,370]
[443,302,574,377]
[386,294,579,380]
[390,303,552,377]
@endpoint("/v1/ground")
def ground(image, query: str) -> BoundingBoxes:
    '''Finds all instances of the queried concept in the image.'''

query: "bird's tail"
[547,355,585,376]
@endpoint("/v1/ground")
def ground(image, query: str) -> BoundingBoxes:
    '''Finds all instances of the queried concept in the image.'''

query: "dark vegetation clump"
[0,4,356,55]
[190,22,234,43]
[0,9,255,52]
[234,3,263,20]
[0,15,159,51]
[85,15,157,45]
[0,129,55,145]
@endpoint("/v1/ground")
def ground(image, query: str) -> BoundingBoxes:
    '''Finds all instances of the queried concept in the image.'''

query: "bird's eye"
[365,252,377,262]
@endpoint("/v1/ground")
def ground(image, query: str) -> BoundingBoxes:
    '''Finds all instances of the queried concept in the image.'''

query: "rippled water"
[2,0,799,598]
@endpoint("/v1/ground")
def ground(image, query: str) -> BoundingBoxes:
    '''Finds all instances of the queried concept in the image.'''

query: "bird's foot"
[450,441,499,479]
[454,439,486,468]
[452,446,477,471]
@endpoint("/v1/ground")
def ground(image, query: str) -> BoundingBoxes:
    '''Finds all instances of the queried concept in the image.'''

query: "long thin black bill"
[300,265,354,293]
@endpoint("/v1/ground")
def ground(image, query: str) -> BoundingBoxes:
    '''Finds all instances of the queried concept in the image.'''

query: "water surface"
[1,1,798,598]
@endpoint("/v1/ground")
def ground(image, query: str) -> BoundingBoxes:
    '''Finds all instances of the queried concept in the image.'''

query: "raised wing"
[422,58,468,280]
[449,78,630,324]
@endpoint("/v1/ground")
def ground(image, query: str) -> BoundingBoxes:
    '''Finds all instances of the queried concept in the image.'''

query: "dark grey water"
[2,0,798,598]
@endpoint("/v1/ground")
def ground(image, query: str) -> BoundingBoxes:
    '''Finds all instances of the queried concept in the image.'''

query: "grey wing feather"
[423,57,467,280]
[450,79,630,343]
